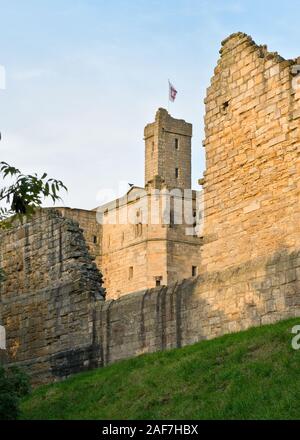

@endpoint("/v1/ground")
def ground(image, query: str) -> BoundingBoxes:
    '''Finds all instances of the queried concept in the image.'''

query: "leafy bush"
[0,161,67,222]
[0,366,30,420]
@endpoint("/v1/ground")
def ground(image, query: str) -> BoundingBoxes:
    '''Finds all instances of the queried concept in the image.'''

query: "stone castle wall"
[1,210,300,384]
[201,32,300,272]
[1,33,300,384]
[0,209,104,383]
[96,250,300,368]
[56,207,102,263]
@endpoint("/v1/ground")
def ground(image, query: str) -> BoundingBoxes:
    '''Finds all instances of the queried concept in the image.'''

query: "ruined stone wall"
[56,208,101,262]
[3,226,300,383]
[96,249,300,367]
[93,33,300,369]
[2,33,300,384]
[2,212,300,384]
[201,32,300,273]
[0,209,104,383]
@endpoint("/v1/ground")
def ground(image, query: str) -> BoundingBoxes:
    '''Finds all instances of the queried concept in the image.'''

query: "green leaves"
[0,366,30,420]
[0,161,67,222]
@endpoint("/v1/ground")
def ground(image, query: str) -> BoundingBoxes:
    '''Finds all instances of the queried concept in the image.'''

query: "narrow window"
[192,266,198,277]
[175,138,179,150]
[93,235,97,244]
[129,266,133,280]
[155,276,162,287]
[175,168,179,179]
[135,223,143,237]
[221,101,229,114]
[170,210,174,227]
[193,211,197,227]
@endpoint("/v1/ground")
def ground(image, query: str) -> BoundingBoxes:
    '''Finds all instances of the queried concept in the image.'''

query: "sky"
[0,0,300,209]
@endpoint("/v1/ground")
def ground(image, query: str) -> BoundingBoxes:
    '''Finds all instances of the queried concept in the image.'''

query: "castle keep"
[1,32,300,384]
[58,108,202,299]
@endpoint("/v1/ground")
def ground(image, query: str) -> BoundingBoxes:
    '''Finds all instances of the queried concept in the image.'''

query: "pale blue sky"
[0,0,299,208]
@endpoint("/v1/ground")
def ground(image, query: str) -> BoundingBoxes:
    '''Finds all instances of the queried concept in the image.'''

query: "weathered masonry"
[1,32,300,384]
[58,109,203,300]
[201,32,300,273]
[0,210,104,382]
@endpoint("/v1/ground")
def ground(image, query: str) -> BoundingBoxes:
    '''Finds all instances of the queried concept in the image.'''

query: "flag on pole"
[168,80,177,102]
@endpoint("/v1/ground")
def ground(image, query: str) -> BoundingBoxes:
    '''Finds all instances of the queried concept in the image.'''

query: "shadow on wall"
[0,209,105,384]
[92,248,300,369]
[2,209,300,384]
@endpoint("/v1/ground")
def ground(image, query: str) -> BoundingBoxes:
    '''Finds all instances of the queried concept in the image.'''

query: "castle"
[1,32,300,384]
[57,108,202,300]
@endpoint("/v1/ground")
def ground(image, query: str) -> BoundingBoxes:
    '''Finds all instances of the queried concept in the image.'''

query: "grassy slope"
[20,318,300,420]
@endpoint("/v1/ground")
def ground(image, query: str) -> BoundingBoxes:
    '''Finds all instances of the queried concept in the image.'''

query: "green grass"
[20,318,300,420]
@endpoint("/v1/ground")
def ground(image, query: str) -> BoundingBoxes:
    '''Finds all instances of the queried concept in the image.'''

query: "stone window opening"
[135,210,143,237]
[129,266,133,280]
[221,100,230,114]
[192,266,198,277]
[155,276,162,287]
[93,235,97,244]
[135,223,143,237]
[170,209,174,228]
[193,210,197,228]
[175,168,179,179]
[175,138,179,150]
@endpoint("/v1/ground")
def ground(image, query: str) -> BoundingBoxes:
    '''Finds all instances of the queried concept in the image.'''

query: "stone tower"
[144,108,192,190]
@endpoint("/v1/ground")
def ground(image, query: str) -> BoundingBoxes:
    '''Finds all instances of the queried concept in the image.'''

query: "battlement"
[144,108,192,190]
[144,108,192,139]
